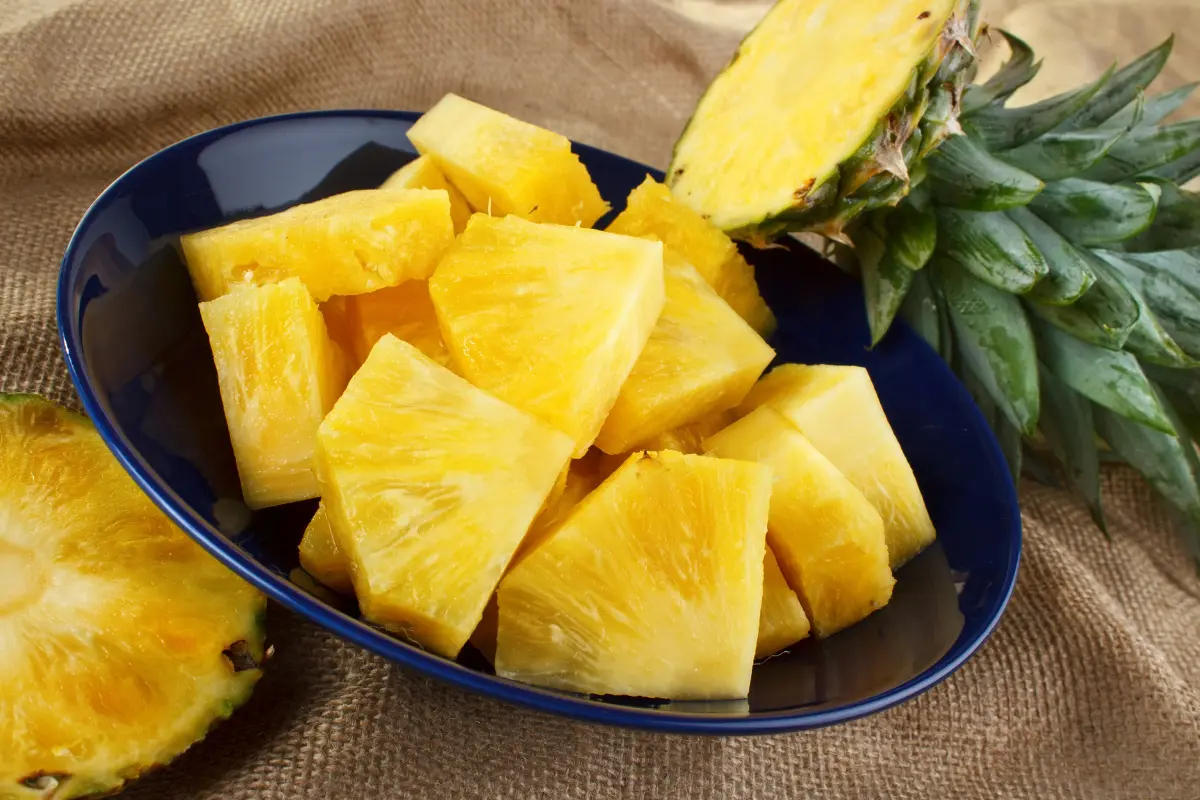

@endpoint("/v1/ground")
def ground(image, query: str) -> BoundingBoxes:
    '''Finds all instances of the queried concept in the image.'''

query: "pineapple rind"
[0,395,265,800]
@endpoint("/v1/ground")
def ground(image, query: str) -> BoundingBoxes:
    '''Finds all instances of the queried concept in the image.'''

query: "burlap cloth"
[2,1,1199,797]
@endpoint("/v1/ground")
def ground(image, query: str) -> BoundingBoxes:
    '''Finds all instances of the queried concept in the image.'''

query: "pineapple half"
[666,0,980,242]
[407,93,609,227]
[316,334,574,659]
[496,451,771,700]
[0,396,265,799]
[180,188,455,302]
[381,155,473,234]
[430,214,665,456]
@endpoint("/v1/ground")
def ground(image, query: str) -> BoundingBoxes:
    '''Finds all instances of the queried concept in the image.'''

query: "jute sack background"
[1,0,1198,797]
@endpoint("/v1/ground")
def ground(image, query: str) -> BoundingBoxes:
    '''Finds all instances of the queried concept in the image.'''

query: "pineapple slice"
[0,396,265,798]
[608,177,775,334]
[298,502,353,595]
[180,189,455,302]
[430,214,665,456]
[594,257,775,454]
[705,406,894,638]
[740,364,935,568]
[496,451,771,700]
[407,93,608,227]
[316,334,573,658]
[199,278,347,509]
[381,155,473,233]
[757,547,811,659]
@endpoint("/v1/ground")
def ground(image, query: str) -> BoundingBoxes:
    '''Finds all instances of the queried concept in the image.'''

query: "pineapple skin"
[180,188,455,302]
[0,395,265,800]
[381,154,474,233]
[705,406,895,638]
[408,93,609,227]
[740,364,936,569]
[757,547,811,659]
[316,334,574,659]
[199,278,348,510]
[594,258,775,454]
[496,451,771,700]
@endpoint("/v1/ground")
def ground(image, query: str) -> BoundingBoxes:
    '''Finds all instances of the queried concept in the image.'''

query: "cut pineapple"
[607,177,775,334]
[757,547,811,659]
[346,280,451,369]
[199,278,347,509]
[430,214,665,456]
[705,406,894,638]
[180,189,455,302]
[316,334,574,658]
[381,155,473,233]
[298,502,353,595]
[496,451,771,700]
[740,364,935,568]
[0,396,265,799]
[407,93,609,227]
[594,256,774,454]
[643,409,738,455]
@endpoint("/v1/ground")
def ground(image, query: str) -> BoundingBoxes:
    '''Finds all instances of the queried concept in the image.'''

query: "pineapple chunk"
[430,214,665,456]
[705,407,894,638]
[608,177,775,334]
[594,257,775,454]
[740,364,935,568]
[298,501,353,595]
[381,155,473,234]
[496,451,771,700]
[347,281,451,368]
[644,409,738,455]
[407,93,609,227]
[316,334,573,658]
[181,189,455,302]
[199,279,346,509]
[757,547,811,659]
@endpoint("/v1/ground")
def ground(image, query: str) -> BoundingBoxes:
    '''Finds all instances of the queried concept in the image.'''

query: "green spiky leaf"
[999,128,1130,182]
[937,260,1040,434]
[898,269,951,361]
[1091,250,1200,368]
[1082,120,1200,182]
[886,189,937,271]
[1007,206,1096,305]
[962,31,1040,114]
[1148,147,1200,185]
[1113,250,1200,359]
[1029,178,1159,245]
[966,65,1113,151]
[935,207,1049,293]
[1025,250,1140,349]
[1122,179,1200,252]
[1033,317,1173,432]
[958,361,1023,486]
[855,224,915,347]
[927,135,1045,211]
[1104,82,1198,129]
[1061,37,1174,130]
[1039,367,1106,532]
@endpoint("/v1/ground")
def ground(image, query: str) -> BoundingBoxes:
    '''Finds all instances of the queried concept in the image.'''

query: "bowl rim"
[57,107,1022,735]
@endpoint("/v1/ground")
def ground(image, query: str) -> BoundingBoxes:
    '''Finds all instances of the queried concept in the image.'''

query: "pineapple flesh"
[430,214,665,456]
[345,280,452,369]
[180,188,455,302]
[0,396,265,800]
[705,406,895,638]
[407,93,609,227]
[199,278,347,509]
[594,257,775,454]
[316,334,574,659]
[757,547,811,659]
[740,364,935,569]
[381,155,473,233]
[608,177,775,333]
[298,501,353,595]
[496,451,771,700]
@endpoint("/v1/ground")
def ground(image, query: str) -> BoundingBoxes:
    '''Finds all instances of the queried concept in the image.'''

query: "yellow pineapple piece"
[430,214,665,456]
[407,93,609,227]
[381,155,473,234]
[199,278,347,509]
[608,177,774,334]
[496,451,771,700]
[705,407,894,638]
[757,547,810,659]
[644,409,738,455]
[298,501,353,595]
[181,189,455,302]
[316,334,573,658]
[740,364,935,569]
[347,281,451,368]
[594,257,774,454]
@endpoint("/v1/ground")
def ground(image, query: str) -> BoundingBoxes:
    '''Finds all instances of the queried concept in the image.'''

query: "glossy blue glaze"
[57,110,1020,734]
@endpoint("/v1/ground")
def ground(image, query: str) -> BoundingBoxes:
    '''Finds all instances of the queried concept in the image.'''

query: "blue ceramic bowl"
[58,110,1020,734]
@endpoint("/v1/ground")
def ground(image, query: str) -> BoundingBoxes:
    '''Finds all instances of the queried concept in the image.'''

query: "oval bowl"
[57,109,1020,735]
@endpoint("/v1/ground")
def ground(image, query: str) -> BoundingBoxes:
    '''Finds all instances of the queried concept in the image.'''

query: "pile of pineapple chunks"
[183,94,936,701]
